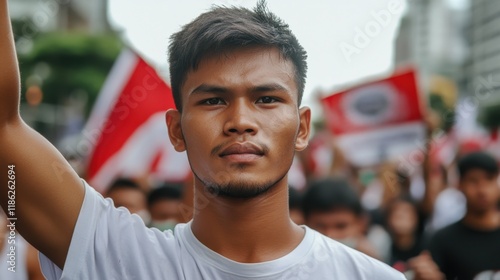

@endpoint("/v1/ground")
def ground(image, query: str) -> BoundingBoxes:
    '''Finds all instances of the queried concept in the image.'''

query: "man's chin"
[195,172,288,199]
[206,181,276,199]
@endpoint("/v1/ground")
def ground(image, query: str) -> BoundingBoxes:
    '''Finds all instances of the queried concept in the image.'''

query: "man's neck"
[190,179,304,263]
[462,209,500,231]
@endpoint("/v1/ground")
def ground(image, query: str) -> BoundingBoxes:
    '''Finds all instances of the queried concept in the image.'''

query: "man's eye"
[257,96,277,104]
[202,98,224,105]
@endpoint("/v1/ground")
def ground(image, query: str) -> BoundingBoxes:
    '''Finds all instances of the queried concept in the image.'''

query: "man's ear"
[295,106,311,151]
[165,109,186,152]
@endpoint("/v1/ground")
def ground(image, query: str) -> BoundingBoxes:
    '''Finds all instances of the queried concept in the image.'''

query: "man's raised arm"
[0,0,84,269]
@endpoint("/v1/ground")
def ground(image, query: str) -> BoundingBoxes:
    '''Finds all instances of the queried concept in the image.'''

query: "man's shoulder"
[310,229,373,259]
[307,228,404,279]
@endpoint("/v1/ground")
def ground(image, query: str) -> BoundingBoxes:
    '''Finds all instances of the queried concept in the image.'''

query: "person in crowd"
[303,177,380,259]
[288,187,305,225]
[105,178,149,223]
[420,111,465,233]
[425,151,500,279]
[363,164,411,227]
[0,0,404,278]
[147,183,183,231]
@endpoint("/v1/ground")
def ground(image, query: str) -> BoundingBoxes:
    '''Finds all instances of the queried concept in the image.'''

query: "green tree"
[17,30,122,116]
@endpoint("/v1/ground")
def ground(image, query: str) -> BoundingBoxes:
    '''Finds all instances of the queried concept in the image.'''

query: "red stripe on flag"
[87,52,175,181]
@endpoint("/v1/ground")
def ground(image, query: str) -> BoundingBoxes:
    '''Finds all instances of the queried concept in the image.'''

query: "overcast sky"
[108,0,408,110]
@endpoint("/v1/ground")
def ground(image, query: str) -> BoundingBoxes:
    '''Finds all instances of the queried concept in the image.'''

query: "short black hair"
[168,0,307,111]
[457,151,498,178]
[147,183,183,207]
[302,178,362,218]
[107,178,143,195]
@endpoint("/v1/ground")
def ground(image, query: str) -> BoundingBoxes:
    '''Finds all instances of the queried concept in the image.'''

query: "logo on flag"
[321,69,425,166]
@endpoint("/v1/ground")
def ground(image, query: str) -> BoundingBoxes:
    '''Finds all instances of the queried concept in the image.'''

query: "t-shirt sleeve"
[39,180,180,280]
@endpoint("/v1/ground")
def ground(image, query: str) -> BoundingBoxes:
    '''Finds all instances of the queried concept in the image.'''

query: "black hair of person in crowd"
[147,183,183,231]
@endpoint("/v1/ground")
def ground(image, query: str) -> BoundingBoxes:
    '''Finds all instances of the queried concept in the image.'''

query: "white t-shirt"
[40,181,404,280]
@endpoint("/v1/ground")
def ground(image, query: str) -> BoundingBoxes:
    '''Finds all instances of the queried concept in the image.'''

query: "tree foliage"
[17,28,122,116]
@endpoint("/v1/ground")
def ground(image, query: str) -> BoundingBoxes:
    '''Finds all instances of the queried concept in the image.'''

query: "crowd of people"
[290,138,500,279]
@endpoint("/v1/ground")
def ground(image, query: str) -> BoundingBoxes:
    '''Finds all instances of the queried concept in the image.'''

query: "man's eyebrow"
[190,83,289,96]
[190,84,229,95]
[250,83,288,93]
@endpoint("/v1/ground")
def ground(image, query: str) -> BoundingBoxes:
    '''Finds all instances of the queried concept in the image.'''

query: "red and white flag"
[84,49,190,192]
[321,69,425,167]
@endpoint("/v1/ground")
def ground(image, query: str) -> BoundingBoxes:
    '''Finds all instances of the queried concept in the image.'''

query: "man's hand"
[407,251,444,280]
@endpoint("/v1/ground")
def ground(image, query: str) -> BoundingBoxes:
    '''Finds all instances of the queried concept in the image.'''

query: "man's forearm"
[0,0,84,269]
[0,0,21,123]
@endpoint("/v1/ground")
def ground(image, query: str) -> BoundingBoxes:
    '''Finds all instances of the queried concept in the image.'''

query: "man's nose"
[223,100,258,135]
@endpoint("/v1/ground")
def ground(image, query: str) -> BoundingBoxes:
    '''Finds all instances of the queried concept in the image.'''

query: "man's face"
[460,169,500,214]
[166,47,310,198]
[306,209,362,241]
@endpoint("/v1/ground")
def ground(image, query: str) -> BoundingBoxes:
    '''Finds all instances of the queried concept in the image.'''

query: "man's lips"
[219,142,265,162]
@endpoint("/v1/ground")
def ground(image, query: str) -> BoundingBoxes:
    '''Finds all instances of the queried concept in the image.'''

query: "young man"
[0,1,404,279]
[427,151,500,279]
